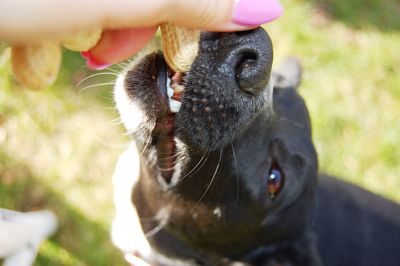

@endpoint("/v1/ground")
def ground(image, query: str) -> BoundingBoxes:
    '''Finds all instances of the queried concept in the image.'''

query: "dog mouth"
[120,29,274,183]
[156,54,185,114]
[154,54,186,182]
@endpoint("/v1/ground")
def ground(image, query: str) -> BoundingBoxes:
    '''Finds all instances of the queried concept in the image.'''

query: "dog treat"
[160,22,200,73]
[11,23,199,90]
[11,29,102,90]
[62,29,102,51]
[11,42,62,90]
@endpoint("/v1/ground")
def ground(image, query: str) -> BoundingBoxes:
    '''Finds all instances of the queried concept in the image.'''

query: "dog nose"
[214,28,273,95]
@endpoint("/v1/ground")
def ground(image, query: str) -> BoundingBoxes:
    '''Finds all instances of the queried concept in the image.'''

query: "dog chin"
[111,143,195,266]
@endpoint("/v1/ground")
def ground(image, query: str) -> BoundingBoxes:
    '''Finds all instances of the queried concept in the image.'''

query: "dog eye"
[266,162,284,199]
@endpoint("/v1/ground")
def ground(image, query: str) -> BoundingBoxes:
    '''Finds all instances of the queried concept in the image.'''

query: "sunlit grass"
[39,242,83,266]
[0,50,127,265]
[1,0,399,264]
[268,0,400,201]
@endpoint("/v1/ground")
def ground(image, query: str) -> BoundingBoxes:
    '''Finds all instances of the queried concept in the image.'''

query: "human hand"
[0,0,283,69]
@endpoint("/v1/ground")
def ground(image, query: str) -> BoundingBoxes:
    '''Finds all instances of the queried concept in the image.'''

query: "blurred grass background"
[0,0,399,265]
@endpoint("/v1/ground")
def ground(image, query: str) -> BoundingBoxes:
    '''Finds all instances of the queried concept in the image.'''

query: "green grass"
[268,0,400,200]
[0,50,127,265]
[1,0,400,264]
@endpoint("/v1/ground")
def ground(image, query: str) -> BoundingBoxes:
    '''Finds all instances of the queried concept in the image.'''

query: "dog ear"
[272,57,302,89]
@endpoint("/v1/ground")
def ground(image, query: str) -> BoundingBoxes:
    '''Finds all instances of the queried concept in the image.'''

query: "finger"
[164,0,283,31]
[0,0,164,43]
[0,0,282,44]
[84,0,283,68]
[102,0,283,32]
[83,27,157,69]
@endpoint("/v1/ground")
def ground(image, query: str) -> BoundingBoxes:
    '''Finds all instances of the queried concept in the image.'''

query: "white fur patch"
[111,142,151,257]
[111,144,196,266]
[114,74,145,134]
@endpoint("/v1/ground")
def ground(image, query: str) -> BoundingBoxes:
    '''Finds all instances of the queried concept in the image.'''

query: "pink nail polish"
[80,51,111,70]
[81,51,91,59]
[232,0,283,26]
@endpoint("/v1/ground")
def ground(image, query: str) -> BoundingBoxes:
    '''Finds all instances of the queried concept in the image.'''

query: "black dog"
[112,28,400,266]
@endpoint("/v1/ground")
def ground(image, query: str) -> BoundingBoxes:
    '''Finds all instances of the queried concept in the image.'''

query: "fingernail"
[232,0,283,26]
[81,51,111,70]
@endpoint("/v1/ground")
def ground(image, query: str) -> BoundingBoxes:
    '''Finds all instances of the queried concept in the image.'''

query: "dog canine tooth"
[169,99,182,113]
[167,76,183,113]
[171,83,185,93]
[167,78,174,98]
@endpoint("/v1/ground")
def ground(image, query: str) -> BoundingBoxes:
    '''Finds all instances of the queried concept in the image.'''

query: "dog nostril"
[236,50,258,68]
[199,28,272,95]
[235,49,269,95]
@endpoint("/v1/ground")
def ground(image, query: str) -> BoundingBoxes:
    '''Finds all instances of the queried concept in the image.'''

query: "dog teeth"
[167,77,174,98]
[167,76,183,113]
[169,99,182,113]
[171,83,185,93]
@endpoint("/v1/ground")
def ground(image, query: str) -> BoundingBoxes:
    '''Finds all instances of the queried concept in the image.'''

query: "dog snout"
[230,29,273,94]
[177,28,274,150]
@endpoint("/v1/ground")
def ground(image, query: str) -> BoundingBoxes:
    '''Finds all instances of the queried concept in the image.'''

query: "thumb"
[165,0,283,31]
[104,0,283,32]
[83,0,283,68]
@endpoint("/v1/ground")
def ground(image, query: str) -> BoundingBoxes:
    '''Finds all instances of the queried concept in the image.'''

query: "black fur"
[177,29,273,150]
[118,28,400,266]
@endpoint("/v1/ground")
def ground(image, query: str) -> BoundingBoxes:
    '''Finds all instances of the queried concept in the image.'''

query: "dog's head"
[115,28,318,264]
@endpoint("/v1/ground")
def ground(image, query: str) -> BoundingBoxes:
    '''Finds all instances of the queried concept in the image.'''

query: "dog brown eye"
[266,162,284,199]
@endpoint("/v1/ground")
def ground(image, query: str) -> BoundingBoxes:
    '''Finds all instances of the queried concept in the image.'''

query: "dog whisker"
[105,117,123,125]
[279,117,305,129]
[138,216,161,222]
[86,104,118,110]
[157,166,176,172]
[139,140,152,158]
[78,81,116,94]
[111,62,130,72]
[102,67,121,74]
[144,221,166,239]
[157,152,185,162]
[308,197,320,231]
[144,209,169,239]
[175,150,210,185]
[77,72,118,87]
[197,148,223,204]
[230,140,240,208]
